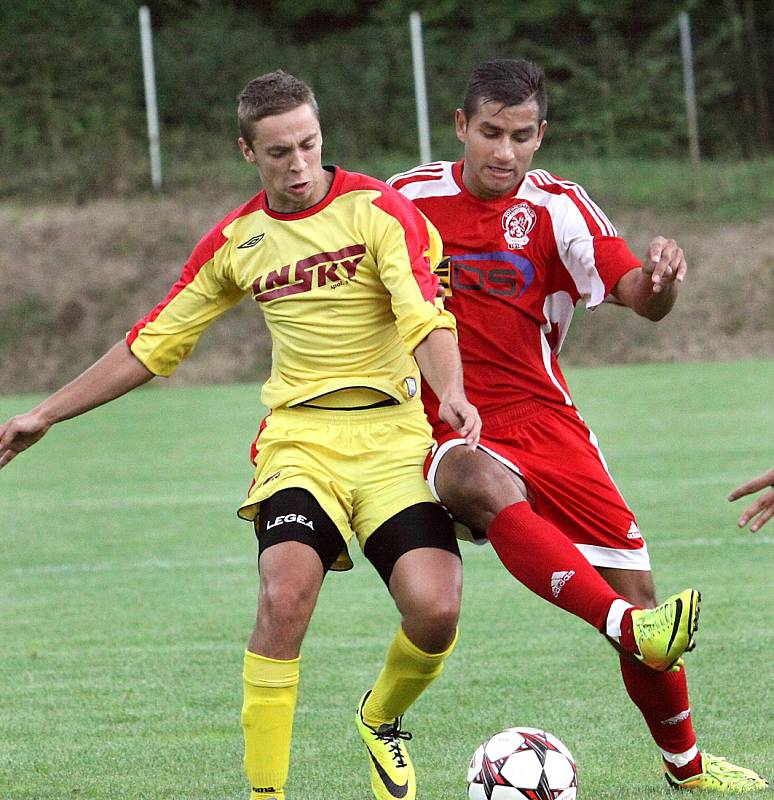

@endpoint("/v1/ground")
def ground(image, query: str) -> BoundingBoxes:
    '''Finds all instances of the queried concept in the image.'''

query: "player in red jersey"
[390,59,767,792]
[0,72,481,800]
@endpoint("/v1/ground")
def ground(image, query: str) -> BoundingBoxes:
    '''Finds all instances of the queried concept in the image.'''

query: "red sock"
[619,654,699,769]
[487,501,624,631]
[619,607,638,653]
[666,752,704,780]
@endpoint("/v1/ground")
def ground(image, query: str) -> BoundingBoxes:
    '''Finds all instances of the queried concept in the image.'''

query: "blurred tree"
[0,0,770,197]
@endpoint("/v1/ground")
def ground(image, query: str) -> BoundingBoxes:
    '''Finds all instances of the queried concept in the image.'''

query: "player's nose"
[289,147,306,172]
[493,140,515,162]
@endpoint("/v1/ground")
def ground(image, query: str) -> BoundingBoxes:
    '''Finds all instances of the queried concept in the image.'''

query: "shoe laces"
[636,601,673,636]
[374,718,413,768]
[703,754,760,784]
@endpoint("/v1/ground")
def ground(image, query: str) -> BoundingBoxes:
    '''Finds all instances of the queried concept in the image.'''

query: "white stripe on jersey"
[528,170,617,236]
[539,292,574,405]
[388,161,460,200]
[388,161,446,184]
[519,179,608,308]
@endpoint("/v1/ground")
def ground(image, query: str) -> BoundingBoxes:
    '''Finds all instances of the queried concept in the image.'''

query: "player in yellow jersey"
[0,71,481,800]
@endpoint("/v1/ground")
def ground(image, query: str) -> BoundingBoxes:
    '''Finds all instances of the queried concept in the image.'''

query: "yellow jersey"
[127,166,455,409]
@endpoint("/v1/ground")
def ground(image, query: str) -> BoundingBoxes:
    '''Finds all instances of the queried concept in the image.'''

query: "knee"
[258,576,317,630]
[438,452,526,533]
[403,585,461,646]
[426,596,461,636]
[443,474,507,533]
[633,588,659,608]
[619,582,658,608]
[449,469,500,513]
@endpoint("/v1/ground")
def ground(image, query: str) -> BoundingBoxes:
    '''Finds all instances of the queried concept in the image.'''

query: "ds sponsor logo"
[267,513,315,531]
[253,244,365,301]
[446,252,535,299]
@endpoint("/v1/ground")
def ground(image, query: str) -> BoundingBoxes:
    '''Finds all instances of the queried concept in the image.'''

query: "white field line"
[656,536,774,547]
[0,493,235,511]
[6,554,255,577]
[4,537,771,577]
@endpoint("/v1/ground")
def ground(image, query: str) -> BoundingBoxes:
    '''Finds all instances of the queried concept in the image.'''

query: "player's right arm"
[1,208,248,472]
[0,340,153,470]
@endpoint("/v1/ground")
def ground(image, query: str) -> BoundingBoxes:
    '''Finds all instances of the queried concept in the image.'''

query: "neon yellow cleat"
[665,753,769,792]
[355,691,416,800]
[631,588,701,671]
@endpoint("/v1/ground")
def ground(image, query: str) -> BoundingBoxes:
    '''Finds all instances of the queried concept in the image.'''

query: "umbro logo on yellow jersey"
[238,234,265,249]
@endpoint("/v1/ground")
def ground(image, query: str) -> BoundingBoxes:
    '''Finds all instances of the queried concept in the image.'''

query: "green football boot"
[630,588,701,671]
[355,691,415,800]
[665,753,769,792]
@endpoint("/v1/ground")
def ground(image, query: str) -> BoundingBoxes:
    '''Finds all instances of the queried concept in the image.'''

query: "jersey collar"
[260,165,342,221]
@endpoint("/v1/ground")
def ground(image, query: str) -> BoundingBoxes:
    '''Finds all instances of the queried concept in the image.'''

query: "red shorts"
[425,400,650,570]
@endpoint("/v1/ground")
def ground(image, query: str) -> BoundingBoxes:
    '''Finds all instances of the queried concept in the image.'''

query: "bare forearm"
[34,340,154,425]
[619,270,679,320]
[413,329,465,402]
[613,237,686,320]
[414,328,481,447]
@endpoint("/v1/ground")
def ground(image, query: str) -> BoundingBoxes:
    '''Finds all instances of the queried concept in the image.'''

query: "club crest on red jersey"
[502,202,536,249]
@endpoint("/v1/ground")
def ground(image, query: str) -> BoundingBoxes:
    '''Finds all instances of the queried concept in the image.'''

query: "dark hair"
[463,59,547,121]
[237,70,319,142]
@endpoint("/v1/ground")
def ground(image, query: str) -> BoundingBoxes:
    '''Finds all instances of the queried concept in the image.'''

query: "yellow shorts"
[237,398,437,570]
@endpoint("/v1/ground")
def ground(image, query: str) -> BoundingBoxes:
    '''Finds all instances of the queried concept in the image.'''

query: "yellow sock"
[362,626,458,728]
[242,650,300,800]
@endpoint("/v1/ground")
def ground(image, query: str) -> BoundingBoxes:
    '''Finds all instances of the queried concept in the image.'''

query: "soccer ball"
[467,727,577,800]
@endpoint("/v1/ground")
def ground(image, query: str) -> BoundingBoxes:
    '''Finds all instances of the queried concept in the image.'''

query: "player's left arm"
[414,329,480,448]
[611,236,687,320]
[371,187,480,446]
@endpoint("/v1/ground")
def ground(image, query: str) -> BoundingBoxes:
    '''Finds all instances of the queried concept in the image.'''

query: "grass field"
[1,360,772,799]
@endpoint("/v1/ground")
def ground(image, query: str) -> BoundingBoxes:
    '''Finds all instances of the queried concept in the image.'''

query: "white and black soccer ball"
[467,727,577,800]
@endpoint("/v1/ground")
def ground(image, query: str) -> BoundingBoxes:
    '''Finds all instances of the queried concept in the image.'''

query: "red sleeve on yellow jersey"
[126,197,259,375]
[372,189,441,302]
[126,224,223,349]
[363,181,455,353]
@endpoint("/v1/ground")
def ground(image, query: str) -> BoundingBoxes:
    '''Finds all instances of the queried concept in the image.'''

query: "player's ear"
[535,120,547,150]
[238,137,257,165]
[455,108,468,143]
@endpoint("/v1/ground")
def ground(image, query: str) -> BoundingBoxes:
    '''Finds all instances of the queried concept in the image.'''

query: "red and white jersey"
[389,160,640,424]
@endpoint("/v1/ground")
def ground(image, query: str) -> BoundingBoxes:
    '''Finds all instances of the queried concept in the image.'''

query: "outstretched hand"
[438,393,481,449]
[728,466,774,532]
[0,411,51,470]
[641,236,687,294]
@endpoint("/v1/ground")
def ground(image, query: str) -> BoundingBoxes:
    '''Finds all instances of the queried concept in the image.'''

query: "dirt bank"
[1,193,772,394]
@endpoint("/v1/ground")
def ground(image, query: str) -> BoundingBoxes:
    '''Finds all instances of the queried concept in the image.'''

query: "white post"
[678,11,702,207]
[409,11,432,164]
[139,5,162,191]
